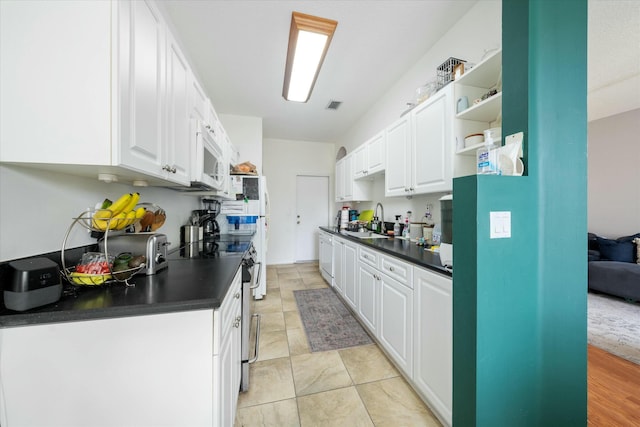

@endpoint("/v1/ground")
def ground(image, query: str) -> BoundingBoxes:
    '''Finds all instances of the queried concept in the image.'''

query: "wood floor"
[588,344,640,426]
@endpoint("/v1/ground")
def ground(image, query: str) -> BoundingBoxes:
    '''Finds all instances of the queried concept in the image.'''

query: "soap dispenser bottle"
[393,215,401,236]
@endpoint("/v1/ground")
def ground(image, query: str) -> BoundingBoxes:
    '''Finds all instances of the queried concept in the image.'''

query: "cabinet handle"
[363,254,368,260]
[235,292,241,299]
[389,266,394,272]
[233,321,240,328]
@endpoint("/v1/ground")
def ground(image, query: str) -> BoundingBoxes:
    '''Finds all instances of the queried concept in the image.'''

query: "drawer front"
[358,247,379,268]
[380,254,412,288]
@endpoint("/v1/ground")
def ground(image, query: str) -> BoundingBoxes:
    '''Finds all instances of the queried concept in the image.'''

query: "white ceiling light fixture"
[283,11,338,103]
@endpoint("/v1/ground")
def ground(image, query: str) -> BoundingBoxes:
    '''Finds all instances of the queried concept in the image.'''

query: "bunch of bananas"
[91,192,146,231]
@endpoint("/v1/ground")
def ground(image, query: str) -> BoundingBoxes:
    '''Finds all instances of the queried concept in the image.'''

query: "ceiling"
[161,0,640,143]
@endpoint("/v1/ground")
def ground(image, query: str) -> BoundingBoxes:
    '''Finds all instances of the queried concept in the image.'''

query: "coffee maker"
[194,198,221,237]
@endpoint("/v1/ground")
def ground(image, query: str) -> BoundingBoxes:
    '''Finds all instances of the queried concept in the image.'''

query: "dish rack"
[60,203,163,287]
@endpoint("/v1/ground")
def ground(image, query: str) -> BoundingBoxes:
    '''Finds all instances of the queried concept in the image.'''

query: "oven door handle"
[248,313,261,364]
[250,261,262,290]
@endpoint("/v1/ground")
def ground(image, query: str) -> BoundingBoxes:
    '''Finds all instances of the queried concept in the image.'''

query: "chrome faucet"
[375,202,385,234]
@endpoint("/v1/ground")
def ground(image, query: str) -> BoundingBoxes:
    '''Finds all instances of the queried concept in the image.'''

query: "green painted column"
[452,1,587,425]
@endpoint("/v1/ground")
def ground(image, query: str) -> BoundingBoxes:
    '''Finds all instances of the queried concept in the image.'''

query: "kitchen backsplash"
[335,177,446,226]
[0,165,201,262]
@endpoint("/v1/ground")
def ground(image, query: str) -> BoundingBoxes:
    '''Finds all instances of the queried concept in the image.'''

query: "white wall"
[0,165,201,262]
[588,108,640,237]
[330,1,501,233]
[263,139,336,265]
[338,1,502,152]
[219,114,263,173]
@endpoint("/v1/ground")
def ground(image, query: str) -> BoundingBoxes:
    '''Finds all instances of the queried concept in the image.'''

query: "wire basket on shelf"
[436,57,466,89]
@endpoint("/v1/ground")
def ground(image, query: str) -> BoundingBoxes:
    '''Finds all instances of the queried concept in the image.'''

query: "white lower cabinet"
[379,271,413,376]
[214,268,243,427]
[0,268,244,427]
[342,242,358,310]
[413,266,453,426]
[333,237,345,295]
[0,311,215,426]
[357,261,379,335]
[318,230,334,284]
[319,229,452,427]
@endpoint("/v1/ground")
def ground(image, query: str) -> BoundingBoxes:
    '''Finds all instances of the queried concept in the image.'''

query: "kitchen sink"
[343,231,389,239]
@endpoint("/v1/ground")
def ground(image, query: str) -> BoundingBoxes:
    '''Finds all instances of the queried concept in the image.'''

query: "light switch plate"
[490,211,511,239]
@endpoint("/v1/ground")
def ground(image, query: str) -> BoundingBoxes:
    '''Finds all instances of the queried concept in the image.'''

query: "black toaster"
[3,257,62,311]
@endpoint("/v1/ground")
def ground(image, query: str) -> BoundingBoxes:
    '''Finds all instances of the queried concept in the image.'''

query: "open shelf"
[456,49,502,88]
[455,92,502,122]
[456,142,485,156]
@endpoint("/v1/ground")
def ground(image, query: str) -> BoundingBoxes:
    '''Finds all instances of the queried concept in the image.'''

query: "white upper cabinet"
[353,145,367,179]
[385,115,412,197]
[0,0,237,188]
[367,132,386,176]
[335,154,372,202]
[163,30,191,185]
[118,0,167,180]
[353,131,385,180]
[384,86,454,197]
[411,87,452,194]
[191,77,208,123]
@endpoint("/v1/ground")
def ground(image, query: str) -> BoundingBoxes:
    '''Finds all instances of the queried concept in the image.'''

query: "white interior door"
[295,175,329,262]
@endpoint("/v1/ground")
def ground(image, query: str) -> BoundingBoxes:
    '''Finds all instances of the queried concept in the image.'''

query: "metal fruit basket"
[60,203,164,287]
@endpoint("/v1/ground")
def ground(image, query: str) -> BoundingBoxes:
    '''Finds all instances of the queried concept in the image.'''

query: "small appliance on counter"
[3,257,62,311]
[99,233,169,275]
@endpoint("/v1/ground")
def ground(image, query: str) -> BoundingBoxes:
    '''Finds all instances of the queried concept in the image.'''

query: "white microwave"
[190,119,225,190]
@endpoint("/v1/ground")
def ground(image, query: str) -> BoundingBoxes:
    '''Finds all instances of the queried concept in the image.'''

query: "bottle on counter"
[402,211,412,238]
[340,207,349,230]
[393,215,401,236]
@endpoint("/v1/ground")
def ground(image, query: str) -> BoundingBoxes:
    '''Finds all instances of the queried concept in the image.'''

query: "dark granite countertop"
[319,226,451,277]
[0,234,253,328]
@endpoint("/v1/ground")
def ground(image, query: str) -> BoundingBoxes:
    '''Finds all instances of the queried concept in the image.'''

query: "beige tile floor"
[235,262,442,427]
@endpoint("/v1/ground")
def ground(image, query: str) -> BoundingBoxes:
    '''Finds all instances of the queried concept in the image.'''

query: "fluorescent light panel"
[283,12,337,103]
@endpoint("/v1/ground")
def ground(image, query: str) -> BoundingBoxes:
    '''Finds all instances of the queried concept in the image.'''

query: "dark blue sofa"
[588,233,640,301]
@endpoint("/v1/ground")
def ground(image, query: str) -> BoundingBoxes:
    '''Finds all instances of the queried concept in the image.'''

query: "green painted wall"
[453,0,587,425]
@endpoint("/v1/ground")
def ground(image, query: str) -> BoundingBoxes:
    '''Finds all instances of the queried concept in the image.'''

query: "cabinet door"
[357,262,378,335]
[353,145,367,179]
[217,328,233,427]
[319,232,333,284]
[385,115,412,197]
[333,238,345,295]
[367,131,386,175]
[118,0,166,177]
[379,273,413,376]
[411,88,452,194]
[335,159,345,202]
[165,32,191,185]
[343,155,354,199]
[191,78,208,122]
[343,242,358,310]
[413,267,452,425]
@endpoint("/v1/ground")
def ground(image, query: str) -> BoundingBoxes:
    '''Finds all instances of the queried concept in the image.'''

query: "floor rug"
[294,288,373,352]
[588,292,640,365]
